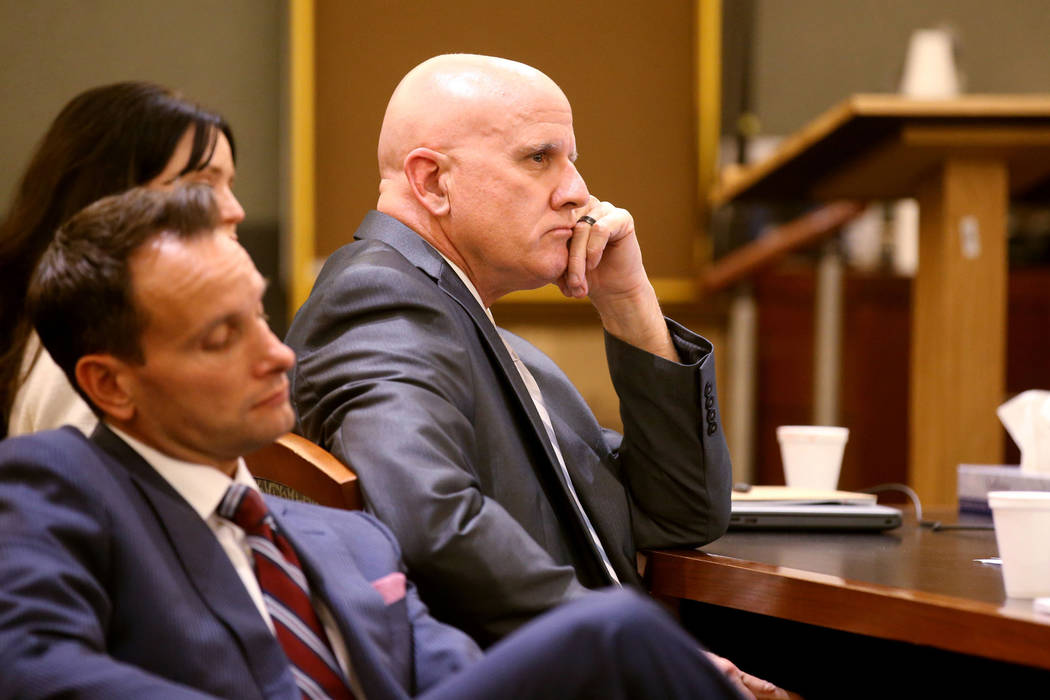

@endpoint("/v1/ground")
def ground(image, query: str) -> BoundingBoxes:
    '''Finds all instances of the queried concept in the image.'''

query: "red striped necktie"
[219,484,354,700]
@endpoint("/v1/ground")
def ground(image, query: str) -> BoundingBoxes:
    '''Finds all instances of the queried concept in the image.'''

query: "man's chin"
[528,258,571,290]
[271,406,296,439]
[247,406,296,448]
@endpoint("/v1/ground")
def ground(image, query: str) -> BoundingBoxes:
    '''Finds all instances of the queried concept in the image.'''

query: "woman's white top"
[8,332,97,436]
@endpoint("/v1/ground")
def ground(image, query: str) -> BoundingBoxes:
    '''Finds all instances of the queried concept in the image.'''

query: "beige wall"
[0,0,281,229]
[749,0,1050,135]
[6,1,1047,270]
[314,0,701,278]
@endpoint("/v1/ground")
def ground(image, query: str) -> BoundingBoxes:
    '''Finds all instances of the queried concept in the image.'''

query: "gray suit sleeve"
[605,319,733,549]
[289,264,587,644]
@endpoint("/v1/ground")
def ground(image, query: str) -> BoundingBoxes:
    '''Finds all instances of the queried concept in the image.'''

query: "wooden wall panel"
[754,263,1050,493]
[314,0,701,277]
[753,266,911,492]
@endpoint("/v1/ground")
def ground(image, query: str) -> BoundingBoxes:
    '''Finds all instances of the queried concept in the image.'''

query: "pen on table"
[974,557,1002,566]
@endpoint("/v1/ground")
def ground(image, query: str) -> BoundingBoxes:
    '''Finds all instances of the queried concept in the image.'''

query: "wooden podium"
[711,95,1050,505]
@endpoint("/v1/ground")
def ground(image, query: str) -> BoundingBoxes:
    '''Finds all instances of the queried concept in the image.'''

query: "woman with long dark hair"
[0,82,244,437]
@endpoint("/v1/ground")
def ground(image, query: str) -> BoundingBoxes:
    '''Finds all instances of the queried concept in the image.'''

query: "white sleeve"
[7,333,97,437]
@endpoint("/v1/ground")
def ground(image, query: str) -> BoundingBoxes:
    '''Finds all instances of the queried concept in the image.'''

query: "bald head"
[377,54,566,182]
[373,54,588,305]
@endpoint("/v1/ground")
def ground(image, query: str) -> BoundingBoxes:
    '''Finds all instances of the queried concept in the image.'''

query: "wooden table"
[646,510,1050,673]
[710,95,1050,506]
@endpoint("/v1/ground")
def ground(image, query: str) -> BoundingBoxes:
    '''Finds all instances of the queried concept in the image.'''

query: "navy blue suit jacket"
[0,426,481,699]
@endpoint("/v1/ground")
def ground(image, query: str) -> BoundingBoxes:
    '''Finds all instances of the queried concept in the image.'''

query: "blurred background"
[3,0,1049,499]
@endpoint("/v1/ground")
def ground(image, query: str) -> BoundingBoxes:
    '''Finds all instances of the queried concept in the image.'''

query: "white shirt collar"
[433,247,497,326]
[106,424,257,521]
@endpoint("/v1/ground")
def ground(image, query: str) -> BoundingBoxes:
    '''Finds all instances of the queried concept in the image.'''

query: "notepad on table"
[730,486,901,531]
[731,485,878,505]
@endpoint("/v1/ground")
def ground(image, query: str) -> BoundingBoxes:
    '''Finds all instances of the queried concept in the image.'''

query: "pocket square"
[370,572,406,605]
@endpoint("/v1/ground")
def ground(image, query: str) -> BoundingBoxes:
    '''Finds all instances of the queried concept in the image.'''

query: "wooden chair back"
[244,433,362,510]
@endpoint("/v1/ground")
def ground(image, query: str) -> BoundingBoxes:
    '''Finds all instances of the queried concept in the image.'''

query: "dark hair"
[27,185,220,414]
[0,81,235,428]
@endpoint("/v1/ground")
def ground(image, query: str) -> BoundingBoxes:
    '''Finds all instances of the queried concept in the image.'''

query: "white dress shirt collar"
[101,424,362,693]
[434,247,497,326]
[104,423,257,519]
[429,244,620,584]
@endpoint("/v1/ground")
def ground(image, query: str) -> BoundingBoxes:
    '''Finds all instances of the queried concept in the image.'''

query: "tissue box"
[957,464,1050,515]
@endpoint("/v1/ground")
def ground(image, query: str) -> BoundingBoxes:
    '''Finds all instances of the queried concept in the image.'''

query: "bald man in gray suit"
[288,50,735,638]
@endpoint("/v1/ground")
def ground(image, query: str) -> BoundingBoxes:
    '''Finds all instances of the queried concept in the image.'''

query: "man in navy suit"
[0,184,747,699]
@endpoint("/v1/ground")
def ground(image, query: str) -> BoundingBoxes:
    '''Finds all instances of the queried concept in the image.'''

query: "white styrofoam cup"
[776,426,849,490]
[988,491,1050,598]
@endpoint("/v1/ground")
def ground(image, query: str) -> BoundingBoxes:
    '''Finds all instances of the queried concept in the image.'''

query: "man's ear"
[75,354,135,422]
[403,147,451,216]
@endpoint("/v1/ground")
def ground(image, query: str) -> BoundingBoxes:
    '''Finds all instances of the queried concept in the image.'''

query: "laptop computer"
[729,486,903,531]
[729,502,903,531]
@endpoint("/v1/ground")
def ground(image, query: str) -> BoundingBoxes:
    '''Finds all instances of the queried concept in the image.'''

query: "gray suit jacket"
[287,211,732,643]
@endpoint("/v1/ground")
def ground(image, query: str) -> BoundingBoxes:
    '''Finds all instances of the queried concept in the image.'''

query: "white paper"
[997,390,1050,474]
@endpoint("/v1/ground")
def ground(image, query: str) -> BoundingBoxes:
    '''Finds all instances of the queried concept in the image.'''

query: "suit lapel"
[268,498,408,698]
[355,212,608,572]
[90,425,298,698]
[355,212,571,490]
[437,271,573,476]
